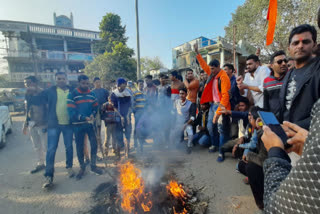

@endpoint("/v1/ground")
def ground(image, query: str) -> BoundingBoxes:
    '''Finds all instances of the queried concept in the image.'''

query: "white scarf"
[113,88,132,97]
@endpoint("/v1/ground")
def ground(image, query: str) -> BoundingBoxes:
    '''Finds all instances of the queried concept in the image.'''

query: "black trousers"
[238,160,264,209]
[221,139,244,159]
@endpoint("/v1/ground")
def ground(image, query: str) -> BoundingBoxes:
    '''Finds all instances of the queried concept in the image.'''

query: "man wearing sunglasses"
[263,50,288,118]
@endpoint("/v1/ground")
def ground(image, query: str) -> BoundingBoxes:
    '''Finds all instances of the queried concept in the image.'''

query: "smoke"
[130,87,185,187]
[141,163,166,187]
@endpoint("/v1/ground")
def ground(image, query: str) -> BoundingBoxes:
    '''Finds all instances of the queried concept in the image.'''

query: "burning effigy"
[86,161,208,214]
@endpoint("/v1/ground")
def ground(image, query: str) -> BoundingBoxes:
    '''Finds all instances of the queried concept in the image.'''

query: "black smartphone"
[258,111,291,149]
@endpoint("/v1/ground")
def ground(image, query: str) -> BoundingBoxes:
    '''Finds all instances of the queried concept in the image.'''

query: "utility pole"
[233,25,237,75]
[135,0,141,79]
[27,26,39,78]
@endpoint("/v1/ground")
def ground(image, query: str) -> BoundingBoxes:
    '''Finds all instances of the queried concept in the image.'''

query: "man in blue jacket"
[67,75,103,180]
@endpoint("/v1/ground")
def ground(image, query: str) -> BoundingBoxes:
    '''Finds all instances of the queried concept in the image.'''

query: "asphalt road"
[0,115,258,214]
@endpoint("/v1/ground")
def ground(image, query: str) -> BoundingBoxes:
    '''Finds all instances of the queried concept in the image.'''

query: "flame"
[119,162,152,213]
[166,180,187,199]
[174,207,188,214]
[167,180,188,214]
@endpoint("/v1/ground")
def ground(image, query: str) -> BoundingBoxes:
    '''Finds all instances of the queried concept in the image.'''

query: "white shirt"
[243,66,271,108]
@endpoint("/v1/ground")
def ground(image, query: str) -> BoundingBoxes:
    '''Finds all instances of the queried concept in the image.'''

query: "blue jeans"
[74,124,97,170]
[44,125,73,178]
[207,103,231,153]
[192,132,210,146]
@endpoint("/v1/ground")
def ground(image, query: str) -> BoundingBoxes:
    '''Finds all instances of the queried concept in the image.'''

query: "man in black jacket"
[23,76,47,174]
[192,103,210,147]
[35,72,75,188]
[261,100,318,213]
[279,24,320,130]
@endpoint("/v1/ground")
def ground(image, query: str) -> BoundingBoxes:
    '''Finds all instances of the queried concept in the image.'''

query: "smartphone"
[258,111,291,149]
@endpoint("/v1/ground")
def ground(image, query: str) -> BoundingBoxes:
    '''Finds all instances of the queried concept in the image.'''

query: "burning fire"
[119,162,152,213]
[167,181,188,214]
[167,180,187,200]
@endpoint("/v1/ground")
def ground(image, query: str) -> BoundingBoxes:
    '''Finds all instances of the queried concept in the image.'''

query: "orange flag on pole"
[266,0,277,46]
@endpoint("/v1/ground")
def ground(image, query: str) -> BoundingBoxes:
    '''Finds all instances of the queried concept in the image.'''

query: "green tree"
[225,0,320,57]
[85,13,136,81]
[140,56,165,75]
[85,42,136,81]
[0,74,9,88]
[93,13,128,54]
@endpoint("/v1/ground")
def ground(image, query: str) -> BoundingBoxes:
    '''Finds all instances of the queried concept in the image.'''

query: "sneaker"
[67,168,75,178]
[217,154,225,162]
[91,166,104,175]
[42,176,53,188]
[208,146,218,153]
[30,164,45,174]
[76,168,85,180]
[186,147,192,154]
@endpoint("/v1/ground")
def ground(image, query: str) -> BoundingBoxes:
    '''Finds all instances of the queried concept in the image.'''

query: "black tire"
[7,117,13,134]
[0,128,6,149]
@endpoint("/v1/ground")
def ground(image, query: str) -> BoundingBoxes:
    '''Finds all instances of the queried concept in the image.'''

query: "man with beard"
[33,72,75,188]
[67,75,103,180]
[237,55,271,108]
[183,68,199,104]
[279,24,320,130]
[263,50,288,117]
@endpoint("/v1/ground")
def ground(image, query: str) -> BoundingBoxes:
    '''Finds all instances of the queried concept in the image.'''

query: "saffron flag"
[266,0,277,46]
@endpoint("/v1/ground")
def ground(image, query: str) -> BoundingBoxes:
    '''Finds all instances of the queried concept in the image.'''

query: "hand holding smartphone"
[258,111,291,149]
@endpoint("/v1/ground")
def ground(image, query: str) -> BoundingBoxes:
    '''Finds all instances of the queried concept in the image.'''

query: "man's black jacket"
[279,56,320,130]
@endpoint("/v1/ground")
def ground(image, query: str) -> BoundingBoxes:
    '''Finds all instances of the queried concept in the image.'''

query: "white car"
[0,106,12,148]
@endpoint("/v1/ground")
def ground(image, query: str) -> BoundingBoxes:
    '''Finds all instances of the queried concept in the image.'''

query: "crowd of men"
[22,22,320,212]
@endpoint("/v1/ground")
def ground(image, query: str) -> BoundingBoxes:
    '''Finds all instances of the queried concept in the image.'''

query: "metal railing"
[37,50,94,61]
[28,23,99,39]
[0,20,100,40]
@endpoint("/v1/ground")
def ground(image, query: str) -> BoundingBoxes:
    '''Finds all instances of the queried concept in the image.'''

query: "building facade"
[0,13,100,86]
